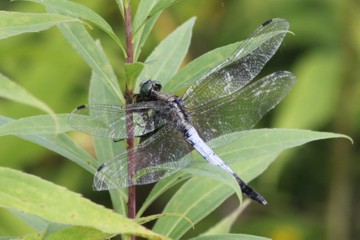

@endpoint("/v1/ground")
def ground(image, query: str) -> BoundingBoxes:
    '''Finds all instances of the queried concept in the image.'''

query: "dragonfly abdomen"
[183,125,267,205]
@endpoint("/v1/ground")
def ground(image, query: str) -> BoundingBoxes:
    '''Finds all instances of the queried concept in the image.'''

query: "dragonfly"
[69,18,296,205]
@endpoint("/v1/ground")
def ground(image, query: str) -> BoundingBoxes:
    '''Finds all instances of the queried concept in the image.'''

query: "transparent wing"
[93,123,193,189]
[183,18,290,109]
[190,71,296,148]
[68,102,173,141]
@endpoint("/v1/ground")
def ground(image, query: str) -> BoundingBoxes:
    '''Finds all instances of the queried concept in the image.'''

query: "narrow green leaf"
[153,153,279,239]
[165,24,289,94]
[5,233,44,240]
[0,11,79,40]
[12,227,112,240]
[190,234,270,240]
[133,0,183,60]
[136,17,195,89]
[200,200,251,236]
[52,20,124,103]
[153,129,350,238]
[148,0,182,18]
[0,73,56,118]
[133,0,160,31]
[88,72,126,150]
[163,42,240,94]
[18,0,125,54]
[115,0,125,19]
[0,116,98,174]
[137,171,190,217]
[0,167,168,239]
[89,72,127,215]
[137,213,193,227]
[0,114,70,136]
[153,177,242,239]
[182,162,243,202]
[43,223,68,238]
[33,134,98,174]
[133,0,161,60]
[10,209,49,231]
[214,129,352,163]
[45,226,112,240]
[125,62,145,90]
[10,228,108,240]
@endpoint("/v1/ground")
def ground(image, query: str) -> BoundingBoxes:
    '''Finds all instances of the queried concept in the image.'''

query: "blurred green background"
[0,0,359,239]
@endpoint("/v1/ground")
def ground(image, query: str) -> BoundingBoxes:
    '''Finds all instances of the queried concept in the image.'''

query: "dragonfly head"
[140,80,162,98]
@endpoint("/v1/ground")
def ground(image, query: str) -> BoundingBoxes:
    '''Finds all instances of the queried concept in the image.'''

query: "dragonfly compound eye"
[140,80,162,97]
[140,80,153,97]
[153,81,162,92]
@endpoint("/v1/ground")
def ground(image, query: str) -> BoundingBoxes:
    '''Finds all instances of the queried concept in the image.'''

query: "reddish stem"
[125,2,134,63]
[124,2,136,239]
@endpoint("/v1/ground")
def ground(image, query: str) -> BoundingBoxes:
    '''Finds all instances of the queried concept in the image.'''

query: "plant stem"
[125,0,134,63]
[124,2,136,240]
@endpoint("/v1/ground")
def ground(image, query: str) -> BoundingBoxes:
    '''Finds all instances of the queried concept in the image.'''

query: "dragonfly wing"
[68,102,172,140]
[190,71,296,148]
[184,18,290,109]
[93,123,193,189]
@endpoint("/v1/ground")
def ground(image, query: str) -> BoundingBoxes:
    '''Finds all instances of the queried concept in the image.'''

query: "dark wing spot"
[97,163,106,172]
[76,105,87,110]
[262,19,273,26]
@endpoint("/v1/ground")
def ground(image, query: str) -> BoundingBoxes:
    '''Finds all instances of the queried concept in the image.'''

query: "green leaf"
[0,167,168,239]
[115,0,125,19]
[89,72,128,215]
[13,227,112,240]
[0,116,98,174]
[32,134,98,174]
[182,162,243,202]
[45,226,112,240]
[136,17,195,89]
[0,11,79,40]
[44,223,68,238]
[137,171,190,217]
[190,234,270,240]
[0,73,56,118]
[89,71,125,161]
[148,0,182,16]
[0,114,70,136]
[163,42,240,94]
[200,200,251,236]
[153,129,350,238]
[51,20,124,103]
[4,233,44,240]
[9,209,49,231]
[152,175,245,239]
[165,19,290,94]
[124,62,145,91]
[10,228,107,240]
[133,0,182,60]
[132,0,162,60]
[137,213,193,227]
[18,0,125,54]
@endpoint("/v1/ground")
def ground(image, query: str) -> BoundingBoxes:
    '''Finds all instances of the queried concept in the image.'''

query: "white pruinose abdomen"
[184,126,237,176]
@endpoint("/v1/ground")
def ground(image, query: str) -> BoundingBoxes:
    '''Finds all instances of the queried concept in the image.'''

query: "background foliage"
[0,0,359,239]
